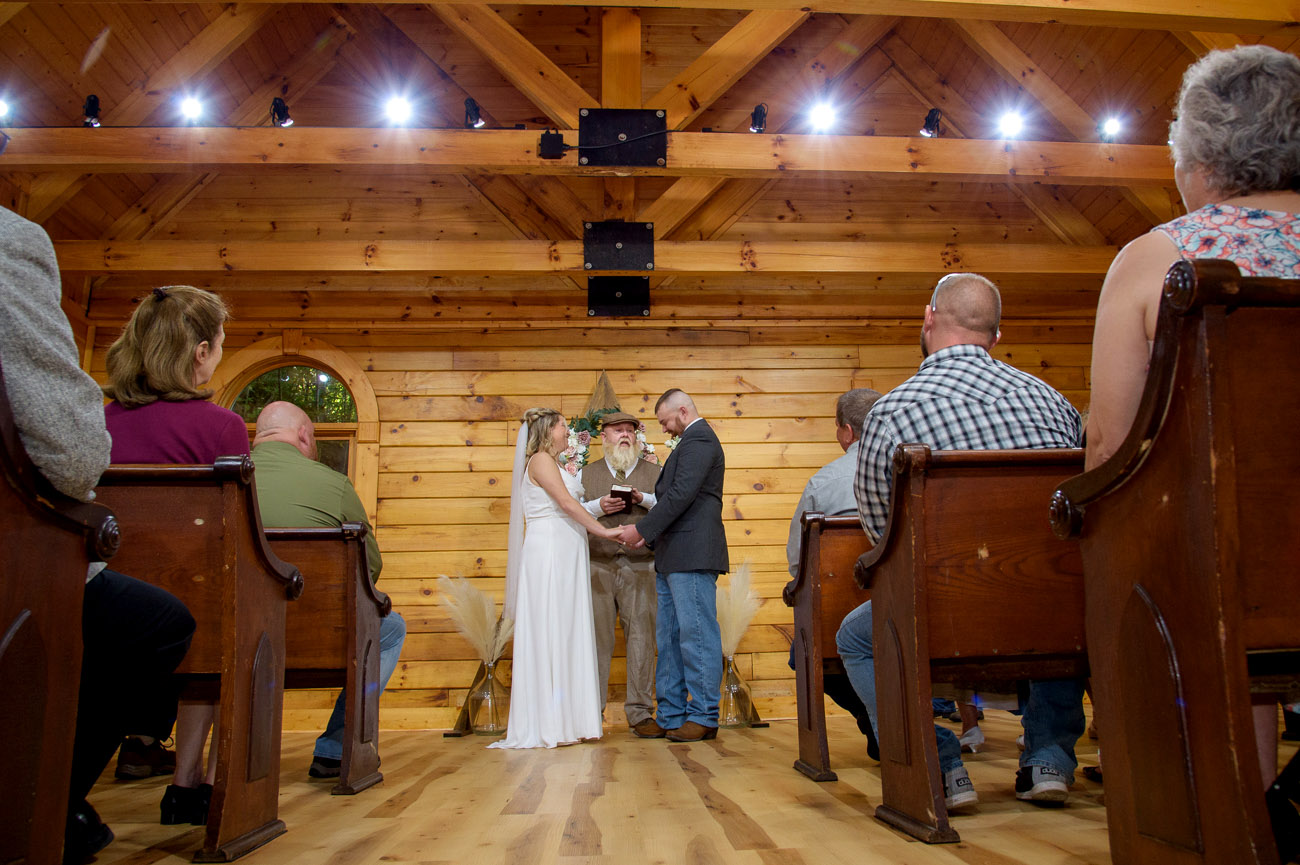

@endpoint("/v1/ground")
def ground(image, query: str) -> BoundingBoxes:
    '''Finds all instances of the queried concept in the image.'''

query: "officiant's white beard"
[607,440,639,474]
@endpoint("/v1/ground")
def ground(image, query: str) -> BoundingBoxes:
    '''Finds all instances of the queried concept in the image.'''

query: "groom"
[617,389,728,741]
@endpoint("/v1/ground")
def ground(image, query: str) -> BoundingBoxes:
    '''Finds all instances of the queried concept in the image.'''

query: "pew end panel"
[0,359,119,865]
[785,513,871,782]
[97,458,301,862]
[1051,259,1300,865]
[864,444,1085,845]
[268,522,390,795]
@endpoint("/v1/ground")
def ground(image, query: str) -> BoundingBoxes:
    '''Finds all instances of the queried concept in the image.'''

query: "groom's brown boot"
[666,721,718,742]
[631,719,666,739]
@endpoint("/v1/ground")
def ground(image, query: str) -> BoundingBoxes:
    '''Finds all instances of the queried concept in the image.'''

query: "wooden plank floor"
[85,710,1129,865]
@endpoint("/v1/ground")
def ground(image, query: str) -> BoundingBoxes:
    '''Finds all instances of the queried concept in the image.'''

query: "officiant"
[580,411,664,738]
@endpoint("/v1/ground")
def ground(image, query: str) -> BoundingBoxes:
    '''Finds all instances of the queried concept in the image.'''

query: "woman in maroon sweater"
[103,285,246,825]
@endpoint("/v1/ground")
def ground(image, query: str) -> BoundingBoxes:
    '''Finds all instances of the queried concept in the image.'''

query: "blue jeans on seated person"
[655,570,723,729]
[836,600,1086,780]
[836,601,963,774]
[314,610,407,760]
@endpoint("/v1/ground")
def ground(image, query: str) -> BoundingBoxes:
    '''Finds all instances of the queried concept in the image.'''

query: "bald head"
[923,273,1002,354]
[654,388,700,437]
[253,401,317,459]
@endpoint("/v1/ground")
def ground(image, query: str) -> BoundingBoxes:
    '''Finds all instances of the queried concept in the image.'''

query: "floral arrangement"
[716,562,761,658]
[437,575,513,663]
[665,435,681,452]
[560,407,657,476]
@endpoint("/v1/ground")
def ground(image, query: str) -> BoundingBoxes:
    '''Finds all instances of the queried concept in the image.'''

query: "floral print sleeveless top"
[1157,204,1300,277]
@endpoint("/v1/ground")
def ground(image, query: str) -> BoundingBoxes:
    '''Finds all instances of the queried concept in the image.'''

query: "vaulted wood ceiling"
[2,1,1297,328]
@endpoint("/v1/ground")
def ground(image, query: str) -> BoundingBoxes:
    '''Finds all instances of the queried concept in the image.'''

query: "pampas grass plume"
[716,562,761,657]
[437,575,514,663]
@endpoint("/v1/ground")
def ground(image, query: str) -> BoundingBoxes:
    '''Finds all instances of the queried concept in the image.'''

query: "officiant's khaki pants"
[591,555,657,725]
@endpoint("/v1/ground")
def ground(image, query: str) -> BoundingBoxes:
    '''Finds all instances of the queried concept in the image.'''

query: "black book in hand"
[609,484,635,506]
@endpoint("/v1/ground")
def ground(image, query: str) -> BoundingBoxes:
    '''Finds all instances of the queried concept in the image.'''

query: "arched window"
[231,365,358,475]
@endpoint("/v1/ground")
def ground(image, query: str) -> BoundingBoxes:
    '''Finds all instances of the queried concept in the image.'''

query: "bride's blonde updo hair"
[523,408,566,458]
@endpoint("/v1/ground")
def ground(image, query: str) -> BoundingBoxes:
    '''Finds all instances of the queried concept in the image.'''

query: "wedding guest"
[1,205,194,863]
[1085,44,1300,793]
[579,411,663,738]
[102,285,246,826]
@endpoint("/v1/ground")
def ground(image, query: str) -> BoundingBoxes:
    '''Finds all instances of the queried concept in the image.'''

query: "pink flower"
[577,430,591,445]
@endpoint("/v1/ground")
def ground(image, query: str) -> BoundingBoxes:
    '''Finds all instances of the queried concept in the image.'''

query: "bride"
[490,408,623,749]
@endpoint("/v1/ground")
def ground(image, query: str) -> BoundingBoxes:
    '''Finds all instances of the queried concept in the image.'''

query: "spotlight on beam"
[464,97,486,129]
[919,107,942,138]
[749,103,768,134]
[1099,116,1123,142]
[82,94,102,127]
[386,95,412,126]
[808,102,836,133]
[998,111,1023,138]
[180,96,203,123]
[270,97,293,128]
[0,98,11,120]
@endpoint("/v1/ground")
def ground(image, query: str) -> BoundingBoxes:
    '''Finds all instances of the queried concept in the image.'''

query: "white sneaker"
[943,765,979,810]
[1015,765,1070,803]
[958,727,985,753]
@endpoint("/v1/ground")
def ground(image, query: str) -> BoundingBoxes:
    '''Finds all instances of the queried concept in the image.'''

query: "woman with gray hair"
[1085,44,1300,795]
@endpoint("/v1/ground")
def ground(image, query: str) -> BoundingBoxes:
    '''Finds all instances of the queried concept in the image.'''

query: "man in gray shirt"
[785,388,881,577]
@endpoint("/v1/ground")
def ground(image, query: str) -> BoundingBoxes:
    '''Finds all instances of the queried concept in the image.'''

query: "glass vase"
[466,660,510,735]
[718,655,755,728]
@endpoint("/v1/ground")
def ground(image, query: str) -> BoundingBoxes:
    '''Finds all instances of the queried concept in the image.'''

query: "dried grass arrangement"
[716,562,761,657]
[437,575,513,663]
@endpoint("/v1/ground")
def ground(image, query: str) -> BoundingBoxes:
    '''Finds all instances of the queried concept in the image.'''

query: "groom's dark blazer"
[636,418,729,574]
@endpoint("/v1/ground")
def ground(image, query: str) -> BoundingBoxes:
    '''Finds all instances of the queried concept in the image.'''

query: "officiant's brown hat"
[601,410,641,428]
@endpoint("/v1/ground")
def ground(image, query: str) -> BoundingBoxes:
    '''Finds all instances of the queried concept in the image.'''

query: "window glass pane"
[316,439,351,476]
[231,366,358,424]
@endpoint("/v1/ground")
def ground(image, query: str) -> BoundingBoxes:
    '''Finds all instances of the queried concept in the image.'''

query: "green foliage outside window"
[231,366,358,424]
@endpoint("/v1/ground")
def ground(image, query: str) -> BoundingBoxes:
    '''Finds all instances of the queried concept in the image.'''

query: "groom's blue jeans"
[655,570,723,729]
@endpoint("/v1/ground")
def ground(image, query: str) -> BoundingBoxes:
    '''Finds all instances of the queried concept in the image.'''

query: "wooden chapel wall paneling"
[87,322,1093,730]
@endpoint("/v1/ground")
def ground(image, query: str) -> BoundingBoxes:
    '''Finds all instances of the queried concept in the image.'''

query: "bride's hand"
[604,526,624,541]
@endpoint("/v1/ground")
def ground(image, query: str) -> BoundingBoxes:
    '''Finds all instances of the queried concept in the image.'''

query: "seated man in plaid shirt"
[836,272,1084,811]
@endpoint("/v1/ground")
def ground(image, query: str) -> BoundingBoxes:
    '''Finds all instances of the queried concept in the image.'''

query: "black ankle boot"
[160,783,212,826]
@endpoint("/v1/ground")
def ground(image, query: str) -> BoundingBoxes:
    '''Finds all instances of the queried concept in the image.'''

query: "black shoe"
[309,756,342,778]
[1284,707,1300,742]
[855,714,880,762]
[64,800,114,865]
[115,737,176,779]
[947,709,985,723]
[160,783,211,826]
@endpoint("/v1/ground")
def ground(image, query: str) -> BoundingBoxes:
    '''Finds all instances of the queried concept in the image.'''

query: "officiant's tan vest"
[583,457,659,561]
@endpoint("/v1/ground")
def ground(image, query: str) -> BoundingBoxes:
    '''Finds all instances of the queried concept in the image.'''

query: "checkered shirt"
[854,344,1082,541]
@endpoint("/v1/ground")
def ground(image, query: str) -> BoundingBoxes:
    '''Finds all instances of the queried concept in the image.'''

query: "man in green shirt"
[252,401,406,779]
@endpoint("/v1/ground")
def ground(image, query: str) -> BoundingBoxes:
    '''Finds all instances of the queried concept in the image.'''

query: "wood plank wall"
[82,278,1094,730]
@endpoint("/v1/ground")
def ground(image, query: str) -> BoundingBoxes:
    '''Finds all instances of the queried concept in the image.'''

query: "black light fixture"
[270,97,293,128]
[748,103,768,134]
[464,97,486,129]
[82,94,101,127]
[919,107,942,138]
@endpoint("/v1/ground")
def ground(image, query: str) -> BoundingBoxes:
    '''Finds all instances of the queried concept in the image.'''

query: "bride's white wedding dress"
[489,466,603,749]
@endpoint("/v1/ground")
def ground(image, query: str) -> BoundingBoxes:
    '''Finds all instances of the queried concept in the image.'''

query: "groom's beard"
[607,441,639,474]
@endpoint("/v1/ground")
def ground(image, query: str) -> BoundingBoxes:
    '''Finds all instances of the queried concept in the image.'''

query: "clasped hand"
[609,523,646,549]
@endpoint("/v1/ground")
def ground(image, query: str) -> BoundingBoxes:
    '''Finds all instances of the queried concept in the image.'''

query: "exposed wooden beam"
[48,0,1297,33]
[0,3,26,27]
[0,127,1177,185]
[26,172,86,224]
[645,10,811,130]
[1172,31,1244,56]
[104,14,358,242]
[1122,185,1181,224]
[601,7,642,219]
[879,33,1105,246]
[24,2,278,224]
[53,239,1118,275]
[428,3,597,129]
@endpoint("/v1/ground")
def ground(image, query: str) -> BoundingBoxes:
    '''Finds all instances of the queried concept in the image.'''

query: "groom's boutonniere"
[665,435,681,451]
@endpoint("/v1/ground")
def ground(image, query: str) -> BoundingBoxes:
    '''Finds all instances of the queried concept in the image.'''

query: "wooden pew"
[782,512,871,781]
[266,523,392,795]
[97,459,303,863]
[1050,259,1300,865]
[861,444,1086,844]
[0,361,119,865]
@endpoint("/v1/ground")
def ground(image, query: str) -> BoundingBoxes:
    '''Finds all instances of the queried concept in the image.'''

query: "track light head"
[464,97,486,129]
[749,103,768,134]
[919,107,942,138]
[82,94,101,127]
[270,97,293,128]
